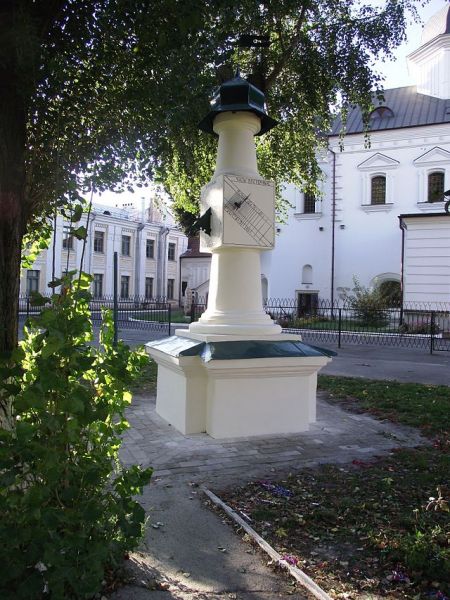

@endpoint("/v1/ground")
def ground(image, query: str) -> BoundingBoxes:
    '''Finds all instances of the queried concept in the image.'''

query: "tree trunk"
[0,14,28,359]
[0,76,27,430]
[0,194,24,356]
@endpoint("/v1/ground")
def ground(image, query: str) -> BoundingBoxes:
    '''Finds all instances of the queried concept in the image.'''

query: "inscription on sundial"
[199,174,275,251]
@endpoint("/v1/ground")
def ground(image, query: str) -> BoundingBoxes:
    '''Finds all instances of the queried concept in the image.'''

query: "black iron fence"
[188,296,450,353]
[18,293,172,334]
[265,298,450,353]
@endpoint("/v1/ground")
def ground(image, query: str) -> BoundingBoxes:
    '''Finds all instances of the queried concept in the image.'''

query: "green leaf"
[70,225,87,240]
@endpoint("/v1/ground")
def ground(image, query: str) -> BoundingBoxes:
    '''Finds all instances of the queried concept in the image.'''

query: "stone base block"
[146,337,332,439]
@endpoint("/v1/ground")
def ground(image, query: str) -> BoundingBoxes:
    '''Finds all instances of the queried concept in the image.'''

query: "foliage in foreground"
[0,275,152,600]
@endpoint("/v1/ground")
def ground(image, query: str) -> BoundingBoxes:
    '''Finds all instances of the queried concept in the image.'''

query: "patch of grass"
[221,448,449,599]
[129,357,158,394]
[219,378,450,599]
[133,309,189,323]
[318,375,450,439]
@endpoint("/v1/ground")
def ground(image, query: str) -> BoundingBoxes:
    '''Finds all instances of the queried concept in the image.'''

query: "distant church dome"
[421,4,450,45]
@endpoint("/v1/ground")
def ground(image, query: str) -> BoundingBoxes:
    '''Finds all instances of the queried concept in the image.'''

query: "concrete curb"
[202,486,333,600]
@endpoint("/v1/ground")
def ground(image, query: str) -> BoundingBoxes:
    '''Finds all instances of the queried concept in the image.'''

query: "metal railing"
[18,293,172,334]
[188,296,450,353]
[264,298,450,353]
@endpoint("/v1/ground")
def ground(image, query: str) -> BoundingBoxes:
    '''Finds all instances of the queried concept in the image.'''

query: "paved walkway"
[120,393,425,482]
[110,391,426,599]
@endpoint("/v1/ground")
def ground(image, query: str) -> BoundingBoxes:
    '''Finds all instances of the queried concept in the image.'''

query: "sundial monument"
[146,75,333,438]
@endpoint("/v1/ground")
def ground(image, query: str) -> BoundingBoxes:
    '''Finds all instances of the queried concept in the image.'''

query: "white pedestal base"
[146,335,332,439]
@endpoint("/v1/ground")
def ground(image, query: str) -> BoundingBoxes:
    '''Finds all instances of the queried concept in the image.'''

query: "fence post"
[26,296,30,319]
[338,308,342,349]
[190,301,196,323]
[430,311,435,355]
[168,302,171,335]
[113,251,118,347]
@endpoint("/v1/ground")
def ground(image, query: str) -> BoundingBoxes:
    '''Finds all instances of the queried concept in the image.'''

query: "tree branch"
[265,1,310,90]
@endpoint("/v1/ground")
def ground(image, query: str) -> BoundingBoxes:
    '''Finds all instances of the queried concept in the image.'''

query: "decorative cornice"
[413,146,450,166]
[357,152,400,171]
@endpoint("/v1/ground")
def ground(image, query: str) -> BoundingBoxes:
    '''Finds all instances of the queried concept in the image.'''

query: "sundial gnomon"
[223,175,274,246]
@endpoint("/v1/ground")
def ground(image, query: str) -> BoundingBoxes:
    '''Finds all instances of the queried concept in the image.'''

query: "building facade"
[20,201,188,301]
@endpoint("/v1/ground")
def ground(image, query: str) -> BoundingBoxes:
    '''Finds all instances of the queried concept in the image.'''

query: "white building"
[182,5,450,309]
[20,200,188,301]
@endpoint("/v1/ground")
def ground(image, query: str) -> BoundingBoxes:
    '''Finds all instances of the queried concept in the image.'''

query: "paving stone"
[121,393,426,483]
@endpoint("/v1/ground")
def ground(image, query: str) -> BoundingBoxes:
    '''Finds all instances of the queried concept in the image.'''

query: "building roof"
[330,86,450,136]
[179,236,211,258]
[399,212,450,219]
[399,212,450,229]
[421,4,450,45]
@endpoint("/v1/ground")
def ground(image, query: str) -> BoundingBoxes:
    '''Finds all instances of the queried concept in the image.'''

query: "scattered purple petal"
[259,481,293,498]
[281,554,299,566]
[389,570,410,583]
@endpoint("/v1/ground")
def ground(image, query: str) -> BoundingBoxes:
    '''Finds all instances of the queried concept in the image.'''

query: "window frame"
[121,234,131,257]
[93,230,105,253]
[146,238,155,259]
[303,193,316,214]
[26,270,40,294]
[167,278,174,300]
[120,275,130,299]
[370,174,387,205]
[427,171,445,203]
[93,273,103,298]
[168,242,176,261]
[62,225,74,250]
[145,277,154,300]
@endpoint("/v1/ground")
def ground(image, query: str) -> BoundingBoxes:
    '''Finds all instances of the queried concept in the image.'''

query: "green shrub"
[343,277,389,326]
[0,274,152,600]
[378,279,401,307]
[389,526,449,581]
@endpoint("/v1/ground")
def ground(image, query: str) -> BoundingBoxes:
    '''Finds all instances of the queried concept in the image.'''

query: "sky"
[371,0,447,88]
[95,0,448,207]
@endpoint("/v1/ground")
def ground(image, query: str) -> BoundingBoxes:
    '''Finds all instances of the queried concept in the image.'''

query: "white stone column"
[189,111,281,336]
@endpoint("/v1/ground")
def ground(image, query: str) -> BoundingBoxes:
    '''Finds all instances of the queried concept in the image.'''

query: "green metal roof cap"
[198,76,278,137]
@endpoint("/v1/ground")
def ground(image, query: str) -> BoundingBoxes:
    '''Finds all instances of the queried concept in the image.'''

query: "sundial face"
[199,174,275,251]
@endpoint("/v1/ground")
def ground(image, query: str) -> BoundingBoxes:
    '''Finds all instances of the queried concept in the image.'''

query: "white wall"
[402,215,450,307]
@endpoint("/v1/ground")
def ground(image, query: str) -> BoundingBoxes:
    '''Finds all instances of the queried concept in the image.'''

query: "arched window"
[428,171,444,202]
[302,264,313,285]
[370,106,394,119]
[371,175,386,205]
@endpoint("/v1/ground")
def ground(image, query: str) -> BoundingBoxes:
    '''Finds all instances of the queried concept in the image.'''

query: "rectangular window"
[121,275,130,299]
[168,242,176,261]
[121,235,131,256]
[94,231,104,253]
[371,176,386,205]
[146,238,155,259]
[93,273,103,298]
[428,172,444,202]
[145,277,154,299]
[62,225,74,250]
[26,270,40,294]
[181,281,188,297]
[303,193,316,214]
[167,278,174,300]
